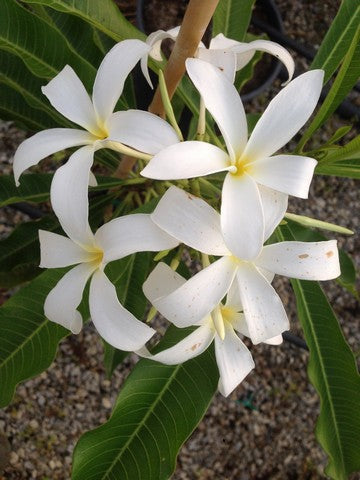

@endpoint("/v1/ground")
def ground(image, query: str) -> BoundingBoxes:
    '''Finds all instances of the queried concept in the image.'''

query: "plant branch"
[148,0,220,117]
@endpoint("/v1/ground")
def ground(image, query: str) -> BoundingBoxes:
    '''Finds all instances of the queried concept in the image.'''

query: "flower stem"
[148,0,220,117]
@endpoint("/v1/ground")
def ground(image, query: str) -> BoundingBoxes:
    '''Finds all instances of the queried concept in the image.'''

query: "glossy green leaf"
[320,134,360,163]
[311,0,360,83]
[0,268,70,407]
[213,0,255,42]
[277,223,360,479]
[0,216,59,288]
[73,326,218,480]
[22,0,143,42]
[298,26,360,151]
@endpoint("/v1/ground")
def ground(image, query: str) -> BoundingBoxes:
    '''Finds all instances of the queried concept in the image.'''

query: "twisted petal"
[249,155,317,199]
[51,145,95,248]
[255,240,340,280]
[186,58,247,161]
[243,70,324,162]
[215,324,254,397]
[93,40,150,124]
[108,110,179,154]
[95,214,178,264]
[90,270,155,351]
[221,173,264,260]
[258,185,288,242]
[197,47,237,83]
[143,262,186,304]
[42,66,100,135]
[236,263,289,344]
[44,262,96,334]
[231,39,295,84]
[151,186,230,256]
[150,256,237,328]
[141,141,232,180]
[39,230,93,268]
[142,27,180,88]
[138,323,214,365]
[13,128,94,186]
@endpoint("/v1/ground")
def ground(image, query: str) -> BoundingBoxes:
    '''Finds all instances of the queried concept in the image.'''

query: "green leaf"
[0,216,59,288]
[311,0,360,84]
[72,326,218,480]
[320,134,360,163]
[22,0,143,43]
[213,0,255,42]
[0,173,127,208]
[284,213,353,235]
[0,268,70,407]
[298,26,360,151]
[277,223,360,479]
[315,158,360,179]
[0,0,94,85]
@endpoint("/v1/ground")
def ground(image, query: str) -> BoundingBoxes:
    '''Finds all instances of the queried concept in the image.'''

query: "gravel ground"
[0,0,359,479]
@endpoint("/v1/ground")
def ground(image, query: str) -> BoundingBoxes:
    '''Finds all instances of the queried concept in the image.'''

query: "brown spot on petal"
[326,251,334,258]
[298,254,309,259]
[191,343,201,351]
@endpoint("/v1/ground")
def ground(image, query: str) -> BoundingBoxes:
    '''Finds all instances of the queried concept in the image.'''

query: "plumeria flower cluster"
[13,30,341,398]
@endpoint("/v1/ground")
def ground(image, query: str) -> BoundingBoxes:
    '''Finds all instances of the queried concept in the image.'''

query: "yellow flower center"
[230,156,253,177]
[86,246,104,267]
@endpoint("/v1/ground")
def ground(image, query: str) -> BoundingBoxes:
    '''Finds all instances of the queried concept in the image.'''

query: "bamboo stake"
[148,0,219,117]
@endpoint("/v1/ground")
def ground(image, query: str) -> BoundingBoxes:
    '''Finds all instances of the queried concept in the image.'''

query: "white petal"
[143,262,186,304]
[243,70,324,161]
[138,323,214,365]
[221,173,264,260]
[249,155,317,199]
[89,270,155,351]
[42,66,100,135]
[231,312,282,345]
[108,110,179,154]
[13,128,94,186]
[209,33,240,50]
[186,58,247,161]
[151,186,230,256]
[50,145,95,247]
[92,40,150,124]
[236,263,289,344]
[141,141,232,180]
[148,27,180,60]
[258,185,288,241]
[197,47,237,83]
[215,324,254,397]
[152,257,237,328]
[225,281,242,311]
[265,335,283,345]
[44,262,96,334]
[95,214,178,263]
[231,39,295,84]
[255,240,340,280]
[39,230,93,268]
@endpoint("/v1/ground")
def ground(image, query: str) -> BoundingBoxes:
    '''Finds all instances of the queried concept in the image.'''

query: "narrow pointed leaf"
[299,27,360,150]
[311,0,360,83]
[73,326,218,480]
[213,0,255,42]
[277,223,360,479]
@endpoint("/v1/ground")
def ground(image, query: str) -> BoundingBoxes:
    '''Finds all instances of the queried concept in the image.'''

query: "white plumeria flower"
[140,262,255,397]
[141,27,294,87]
[13,39,179,186]
[142,59,323,260]
[147,186,340,345]
[39,145,178,351]
[141,263,282,396]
